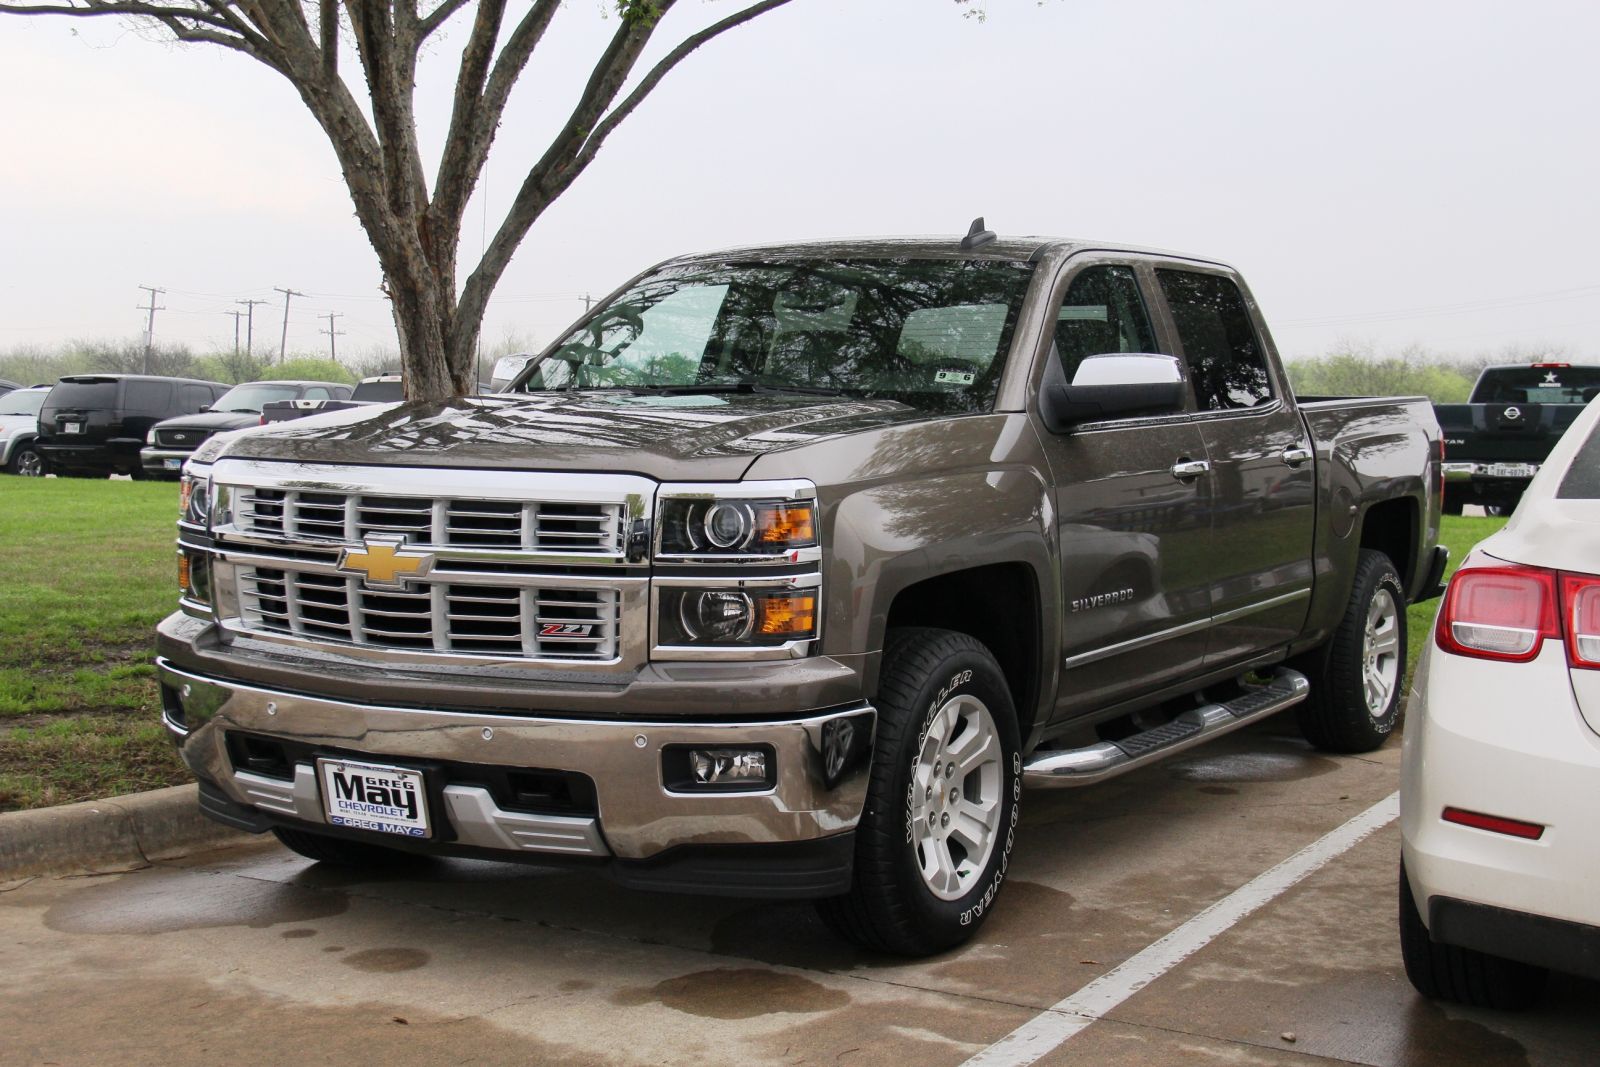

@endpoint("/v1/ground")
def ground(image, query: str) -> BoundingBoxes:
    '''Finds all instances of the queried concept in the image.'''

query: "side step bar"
[1022,668,1310,788]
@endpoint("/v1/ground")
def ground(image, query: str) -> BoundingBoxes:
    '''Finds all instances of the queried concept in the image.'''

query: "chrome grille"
[235,489,624,556]
[239,567,619,659]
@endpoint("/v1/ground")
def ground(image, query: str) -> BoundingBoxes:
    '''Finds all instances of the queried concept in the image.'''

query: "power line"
[137,285,165,374]
[274,287,305,364]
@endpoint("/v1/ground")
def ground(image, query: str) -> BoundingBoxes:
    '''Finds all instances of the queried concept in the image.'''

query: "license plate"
[317,758,430,838]
[62,422,83,435]
[164,458,183,470]
[1487,462,1535,478]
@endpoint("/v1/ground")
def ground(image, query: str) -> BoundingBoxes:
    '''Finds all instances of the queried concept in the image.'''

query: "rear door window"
[1157,270,1273,410]
[126,380,174,412]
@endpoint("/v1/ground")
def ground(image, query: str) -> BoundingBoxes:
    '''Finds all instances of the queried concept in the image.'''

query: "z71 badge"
[539,623,595,637]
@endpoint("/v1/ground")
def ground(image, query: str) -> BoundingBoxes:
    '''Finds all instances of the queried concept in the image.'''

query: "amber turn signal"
[177,553,192,594]
[755,503,816,546]
[756,593,816,637]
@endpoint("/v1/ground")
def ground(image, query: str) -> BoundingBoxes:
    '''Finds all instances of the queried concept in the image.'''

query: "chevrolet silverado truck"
[1436,362,1600,515]
[157,230,1446,955]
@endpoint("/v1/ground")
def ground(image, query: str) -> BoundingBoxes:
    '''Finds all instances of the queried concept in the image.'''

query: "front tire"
[1297,549,1406,753]
[816,627,1021,956]
[1399,862,1546,1009]
[271,826,432,869]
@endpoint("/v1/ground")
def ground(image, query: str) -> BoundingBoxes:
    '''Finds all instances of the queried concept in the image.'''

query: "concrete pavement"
[2,720,1593,1066]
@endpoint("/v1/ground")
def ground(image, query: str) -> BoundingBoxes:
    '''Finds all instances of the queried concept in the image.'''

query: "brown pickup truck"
[157,230,1446,955]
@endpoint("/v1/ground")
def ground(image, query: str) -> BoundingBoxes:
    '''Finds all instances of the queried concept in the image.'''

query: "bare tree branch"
[452,0,796,359]
[430,0,559,232]
[418,0,469,38]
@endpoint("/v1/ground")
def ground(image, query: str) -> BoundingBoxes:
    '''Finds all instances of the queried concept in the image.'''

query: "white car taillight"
[1434,564,1559,662]
[1563,575,1600,669]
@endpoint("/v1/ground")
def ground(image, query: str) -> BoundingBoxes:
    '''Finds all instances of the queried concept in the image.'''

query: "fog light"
[689,748,768,785]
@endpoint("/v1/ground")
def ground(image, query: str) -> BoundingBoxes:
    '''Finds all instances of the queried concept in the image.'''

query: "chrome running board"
[1023,668,1310,788]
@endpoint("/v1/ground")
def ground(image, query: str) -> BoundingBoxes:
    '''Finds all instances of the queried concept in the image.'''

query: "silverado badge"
[337,535,435,590]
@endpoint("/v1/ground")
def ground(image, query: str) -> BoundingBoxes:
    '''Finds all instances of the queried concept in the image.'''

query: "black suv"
[140,379,353,478]
[37,374,228,478]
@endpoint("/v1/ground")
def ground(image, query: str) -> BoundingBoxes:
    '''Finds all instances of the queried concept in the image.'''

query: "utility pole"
[320,311,345,363]
[273,287,304,364]
[137,285,165,374]
[237,298,269,357]
[224,310,245,354]
[581,293,593,313]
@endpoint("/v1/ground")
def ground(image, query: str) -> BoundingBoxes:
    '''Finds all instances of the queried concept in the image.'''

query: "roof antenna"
[960,217,997,251]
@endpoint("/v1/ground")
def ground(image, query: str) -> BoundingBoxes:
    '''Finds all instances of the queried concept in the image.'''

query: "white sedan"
[1401,395,1600,1009]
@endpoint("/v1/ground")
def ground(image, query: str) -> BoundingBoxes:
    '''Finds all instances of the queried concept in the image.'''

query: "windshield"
[511,259,1036,415]
[213,383,305,412]
[1472,366,1600,404]
[0,389,45,416]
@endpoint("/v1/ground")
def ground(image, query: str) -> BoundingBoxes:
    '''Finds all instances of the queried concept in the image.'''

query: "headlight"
[656,585,818,648]
[179,469,210,527]
[146,428,158,446]
[657,488,817,559]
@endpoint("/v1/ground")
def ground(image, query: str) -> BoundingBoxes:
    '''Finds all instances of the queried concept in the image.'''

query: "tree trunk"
[388,267,470,400]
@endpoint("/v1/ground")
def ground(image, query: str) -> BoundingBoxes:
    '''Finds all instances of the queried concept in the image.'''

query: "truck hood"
[153,410,261,433]
[217,391,932,481]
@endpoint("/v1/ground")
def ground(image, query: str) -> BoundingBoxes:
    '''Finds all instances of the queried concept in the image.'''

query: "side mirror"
[1040,353,1187,433]
[198,406,212,413]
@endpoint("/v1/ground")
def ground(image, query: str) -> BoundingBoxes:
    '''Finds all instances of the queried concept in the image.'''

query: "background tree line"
[2,336,1572,402]
[0,334,543,390]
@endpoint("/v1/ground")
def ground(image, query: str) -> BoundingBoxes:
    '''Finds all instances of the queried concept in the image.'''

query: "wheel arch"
[882,563,1046,748]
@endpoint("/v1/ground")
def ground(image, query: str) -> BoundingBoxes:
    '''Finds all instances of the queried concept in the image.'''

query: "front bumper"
[157,655,875,875]
[141,447,194,474]
[1400,640,1600,971]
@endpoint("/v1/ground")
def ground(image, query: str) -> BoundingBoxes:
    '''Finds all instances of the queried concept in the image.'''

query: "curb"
[0,784,249,881]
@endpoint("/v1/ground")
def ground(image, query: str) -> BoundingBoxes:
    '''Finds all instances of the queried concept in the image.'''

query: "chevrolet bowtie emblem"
[337,536,434,590]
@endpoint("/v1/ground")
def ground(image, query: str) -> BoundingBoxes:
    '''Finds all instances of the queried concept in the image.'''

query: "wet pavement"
[2,719,1593,1066]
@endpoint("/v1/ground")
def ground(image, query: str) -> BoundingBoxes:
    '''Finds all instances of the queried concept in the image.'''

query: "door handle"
[1170,459,1210,479]
[1281,447,1312,467]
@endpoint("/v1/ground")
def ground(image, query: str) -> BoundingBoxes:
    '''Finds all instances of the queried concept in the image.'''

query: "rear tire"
[815,627,1021,956]
[271,826,433,869]
[1399,862,1546,1009]
[5,443,46,477]
[1297,549,1406,753]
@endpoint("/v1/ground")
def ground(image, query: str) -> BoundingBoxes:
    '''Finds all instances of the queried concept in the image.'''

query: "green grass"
[0,479,189,810]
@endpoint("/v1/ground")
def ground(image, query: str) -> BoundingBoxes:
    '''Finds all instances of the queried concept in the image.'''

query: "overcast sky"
[2,0,1598,366]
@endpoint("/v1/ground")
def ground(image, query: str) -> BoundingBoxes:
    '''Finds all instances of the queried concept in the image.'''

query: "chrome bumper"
[141,447,194,469]
[156,659,875,862]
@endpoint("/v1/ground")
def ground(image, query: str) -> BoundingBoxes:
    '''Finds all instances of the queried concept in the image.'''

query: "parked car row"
[0,373,366,479]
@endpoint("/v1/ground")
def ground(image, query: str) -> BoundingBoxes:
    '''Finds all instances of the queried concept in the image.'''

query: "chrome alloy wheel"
[14,448,44,477]
[1363,586,1401,719]
[910,693,1004,901]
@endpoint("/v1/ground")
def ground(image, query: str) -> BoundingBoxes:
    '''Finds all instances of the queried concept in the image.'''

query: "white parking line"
[962,791,1401,1067]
